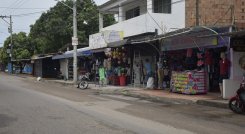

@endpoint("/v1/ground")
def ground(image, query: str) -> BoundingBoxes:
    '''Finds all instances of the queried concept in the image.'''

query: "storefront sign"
[161,27,231,51]
[231,38,245,52]
[171,71,206,94]
[72,37,78,46]
[89,31,124,49]
[161,36,218,51]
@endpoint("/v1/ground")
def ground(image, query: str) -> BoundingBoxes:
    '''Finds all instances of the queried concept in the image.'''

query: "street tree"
[0,32,33,71]
[29,0,115,54]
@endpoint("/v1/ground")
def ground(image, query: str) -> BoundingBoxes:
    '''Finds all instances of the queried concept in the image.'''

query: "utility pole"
[0,15,13,74]
[55,0,79,84]
[230,0,235,25]
[196,0,199,26]
[10,16,13,74]
[72,0,78,84]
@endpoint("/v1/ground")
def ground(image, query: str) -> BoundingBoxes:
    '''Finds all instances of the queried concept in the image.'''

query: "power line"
[213,6,233,26]
[14,0,31,10]
[10,0,31,14]
[1,0,23,14]
[0,7,48,10]
[12,11,46,17]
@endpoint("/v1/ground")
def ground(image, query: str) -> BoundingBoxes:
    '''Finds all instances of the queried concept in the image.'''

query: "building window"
[126,7,140,20]
[154,0,172,14]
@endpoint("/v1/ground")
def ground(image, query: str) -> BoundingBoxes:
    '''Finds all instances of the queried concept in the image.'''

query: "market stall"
[103,47,131,86]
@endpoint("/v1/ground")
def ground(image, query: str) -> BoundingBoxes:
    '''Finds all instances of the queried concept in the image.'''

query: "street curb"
[42,79,75,86]
[196,100,229,109]
[16,75,229,109]
[97,89,230,109]
[97,89,195,105]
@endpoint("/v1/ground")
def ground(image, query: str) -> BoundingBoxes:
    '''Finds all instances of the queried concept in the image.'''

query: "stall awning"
[52,54,66,60]
[160,27,230,51]
[32,54,53,60]
[107,39,128,48]
[52,47,92,60]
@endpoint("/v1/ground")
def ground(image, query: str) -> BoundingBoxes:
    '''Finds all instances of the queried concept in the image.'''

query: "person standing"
[157,59,163,89]
[219,52,230,98]
[144,59,152,83]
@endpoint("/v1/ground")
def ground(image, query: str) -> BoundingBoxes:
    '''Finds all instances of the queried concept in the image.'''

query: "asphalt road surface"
[0,73,245,134]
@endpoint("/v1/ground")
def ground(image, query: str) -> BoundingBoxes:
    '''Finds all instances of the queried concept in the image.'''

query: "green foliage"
[0,46,8,64]
[29,0,115,54]
[0,0,116,63]
[0,32,33,65]
[12,32,33,60]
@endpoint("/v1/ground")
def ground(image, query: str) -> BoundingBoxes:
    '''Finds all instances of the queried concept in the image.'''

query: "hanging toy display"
[105,48,112,58]
[112,49,116,59]
[185,48,195,70]
[162,53,170,88]
[162,53,168,68]
[122,54,126,64]
[115,48,119,59]
[197,49,204,70]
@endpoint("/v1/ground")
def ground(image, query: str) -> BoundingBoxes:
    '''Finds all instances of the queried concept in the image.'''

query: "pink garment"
[197,53,203,59]
[205,50,213,65]
[219,59,230,75]
[186,48,193,57]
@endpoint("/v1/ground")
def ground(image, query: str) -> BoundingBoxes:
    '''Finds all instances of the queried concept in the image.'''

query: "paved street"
[0,73,245,134]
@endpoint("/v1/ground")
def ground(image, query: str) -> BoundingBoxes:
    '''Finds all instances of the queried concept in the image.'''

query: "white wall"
[118,0,147,22]
[60,59,68,79]
[223,50,245,99]
[102,0,185,37]
[231,51,245,80]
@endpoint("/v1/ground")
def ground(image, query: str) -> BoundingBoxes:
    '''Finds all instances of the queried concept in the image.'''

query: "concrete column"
[118,4,123,22]
[99,13,104,32]
[65,59,69,80]
[147,0,153,13]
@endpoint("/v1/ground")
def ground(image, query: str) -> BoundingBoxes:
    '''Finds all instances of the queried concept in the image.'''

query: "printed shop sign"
[171,71,206,94]
[89,31,124,49]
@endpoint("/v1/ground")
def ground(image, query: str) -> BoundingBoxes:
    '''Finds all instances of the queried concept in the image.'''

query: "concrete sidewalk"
[44,79,229,109]
[4,72,228,109]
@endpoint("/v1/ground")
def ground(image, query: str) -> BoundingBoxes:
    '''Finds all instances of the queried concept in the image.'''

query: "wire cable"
[3,0,23,14]
[213,6,232,26]
[0,7,48,10]
[11,11,46,17]
[10,0,31,14]
[0,0,22,14]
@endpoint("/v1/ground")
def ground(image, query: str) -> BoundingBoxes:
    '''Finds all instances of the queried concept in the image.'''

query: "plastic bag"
[146,77,154,89]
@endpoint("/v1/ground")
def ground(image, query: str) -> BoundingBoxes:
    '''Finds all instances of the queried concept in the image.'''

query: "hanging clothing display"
[197,50,204,70]
[219,58,230,76]
[185,48,196,70]
[157,60,163,88]
[99,67,106,81]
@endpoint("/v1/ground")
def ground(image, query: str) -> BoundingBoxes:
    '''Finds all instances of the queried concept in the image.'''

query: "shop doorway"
[207,47,227,92]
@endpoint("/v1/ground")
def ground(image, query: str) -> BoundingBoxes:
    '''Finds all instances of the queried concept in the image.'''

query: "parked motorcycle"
[77,72,90,89]
[229,74,245,114]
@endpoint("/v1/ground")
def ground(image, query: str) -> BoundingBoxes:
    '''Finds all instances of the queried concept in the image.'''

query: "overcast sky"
[0,0,108,47]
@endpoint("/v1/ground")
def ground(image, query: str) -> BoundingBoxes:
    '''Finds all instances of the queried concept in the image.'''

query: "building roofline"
[98,0,117,9]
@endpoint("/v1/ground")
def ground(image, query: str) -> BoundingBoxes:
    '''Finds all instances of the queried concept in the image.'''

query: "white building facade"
[97,0,186,38]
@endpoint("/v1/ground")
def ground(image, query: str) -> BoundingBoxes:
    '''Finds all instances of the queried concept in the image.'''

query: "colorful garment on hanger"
[99,67,106,81]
